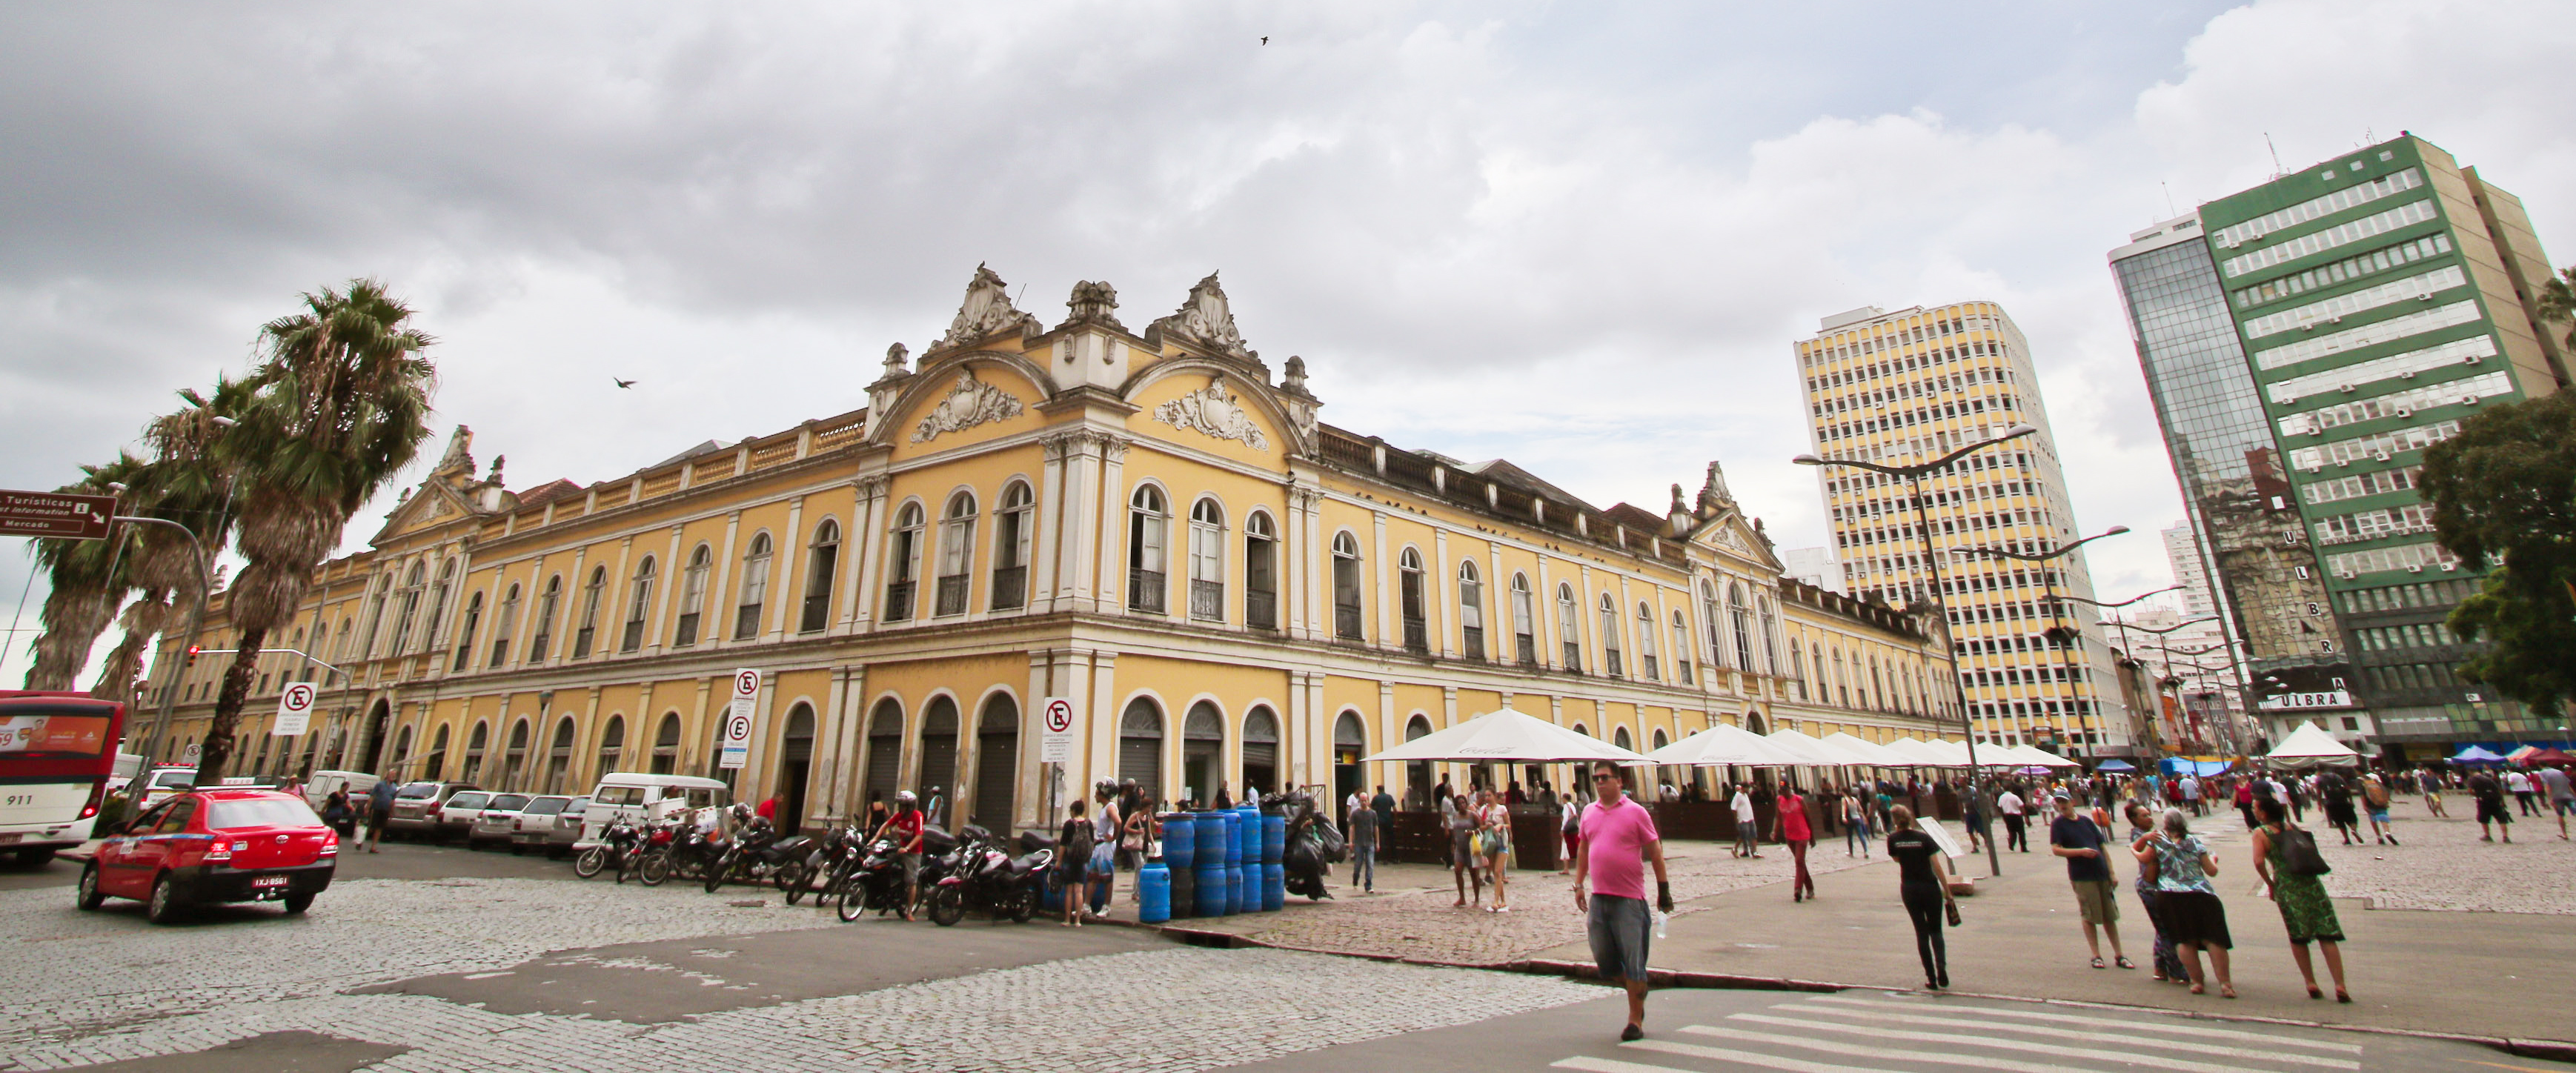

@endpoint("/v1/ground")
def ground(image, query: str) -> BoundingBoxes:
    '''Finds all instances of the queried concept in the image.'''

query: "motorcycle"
[702,820,817,894]
[572,817,642,880]
[1275,791,1343,901]
[831,826,963,922]
[634,820,685,886]
[926,828,1050,926]
[786,824,864,907]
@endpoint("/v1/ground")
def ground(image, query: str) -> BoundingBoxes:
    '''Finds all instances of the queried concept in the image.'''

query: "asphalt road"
[0,831,583,893]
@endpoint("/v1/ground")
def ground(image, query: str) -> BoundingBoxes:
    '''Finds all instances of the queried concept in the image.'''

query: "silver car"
[468,793,533,850]
[508,795,587,857]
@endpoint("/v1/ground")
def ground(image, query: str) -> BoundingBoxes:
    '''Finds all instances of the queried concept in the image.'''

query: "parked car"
[134,766,196,808]
[382,782,479,841]
[425,790,494,844]
[300,771,380,812]
[468,794,533,850]
[79,788,336,923]
[577,773,729,848]
[509,795,587,857]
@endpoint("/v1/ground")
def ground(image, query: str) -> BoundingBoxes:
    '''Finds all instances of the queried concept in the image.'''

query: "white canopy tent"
[1982,743,2077,769]
[1764,728,1859,767]
[1645,722,1801,767]
[2265,721,2361,769]
[1928,740,1982,766]
[1822,732,1915,768]
[1361,708,1654,765]
[1882,737,1967,768]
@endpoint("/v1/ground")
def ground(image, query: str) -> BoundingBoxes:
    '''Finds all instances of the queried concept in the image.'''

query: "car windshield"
[591,785,643,806]
[519,797,568,816]
[486,794,531,811]
[150,771,195,789]
[396,783,440,799]
[447,792,488,809]
[208,797,322,830]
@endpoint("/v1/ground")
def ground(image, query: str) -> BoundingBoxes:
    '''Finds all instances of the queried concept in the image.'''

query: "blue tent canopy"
[2093,759,2137,772]
[2160,758,2234,777]
[2451,745,2509,763]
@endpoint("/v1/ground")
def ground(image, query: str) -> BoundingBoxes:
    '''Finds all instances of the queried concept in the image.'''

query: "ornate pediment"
[931,264,1043,353]
[431,425,475,477]
[1153,373,1269,451]
[912,370,1025,444]
[1149,273,1250,358]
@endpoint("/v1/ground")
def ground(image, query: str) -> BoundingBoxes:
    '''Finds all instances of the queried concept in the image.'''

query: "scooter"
[926,829,1050,926]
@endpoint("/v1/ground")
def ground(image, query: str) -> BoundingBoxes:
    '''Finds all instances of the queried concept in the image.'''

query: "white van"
[577,773,730,848]
[302,771,382,811]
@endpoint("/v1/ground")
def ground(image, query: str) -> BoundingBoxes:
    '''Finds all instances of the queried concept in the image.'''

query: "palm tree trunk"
[21,586,123,691]
[198,623,267,784]
[89,591,173,711]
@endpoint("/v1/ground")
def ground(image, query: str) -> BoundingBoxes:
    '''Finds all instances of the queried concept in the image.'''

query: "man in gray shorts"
[1572,767,1673,1042]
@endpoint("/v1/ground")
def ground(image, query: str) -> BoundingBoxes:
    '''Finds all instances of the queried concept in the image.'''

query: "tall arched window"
[1244,511,1278,629]
[503,718,532,791]
[801,519,840,633]
[462,721,490,783]
[596,714,626,777]
[651,713,682,774]
[573,566,607,657]
[1331,531,1363,640]
[391,561,426,654]
[1758,595,1782,677]
[389,724,413,780]
[1599,593,1624,677]
[1181,702,1223,802]
[1869,656,1885,710]
[452,592,482,672]
[734,532,773,639]
[991,482,1034,611]
[885,502,923,622]
[426,559,457,654]
[1241,706,1280,796]
[1118,697,1163,792]
[1701,582,1728,671]
[862,700,903,806]
[1808,642,1825,702]
[1128,485,1168,614]
[424,723,451,781]
[1833,648,1850,706]
[490,583,521,668]
[545,717,577,794]
[622,556,656,652]
[1634,601,1661,680]
[1729,582,1756,671]
[1510,574,1536,664]
[935,493,976,617]
[1557,582,1581,668]
[528,575,562,662]
[1188,498,1224,621]
[917,696,960,805]
[1398,548,1427,653]
[676,544,712,645]
[1672,609,1693,685]
[972,694,1019,828]
[1457,560,1485,660]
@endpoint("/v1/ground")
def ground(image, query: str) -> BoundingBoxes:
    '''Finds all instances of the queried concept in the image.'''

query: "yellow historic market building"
[145,268,1957,833]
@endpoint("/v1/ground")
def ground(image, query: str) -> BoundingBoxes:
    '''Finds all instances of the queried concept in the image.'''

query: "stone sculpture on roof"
[932,263,1043,352]
[1063,280,1124,330]
[1149,272,1250,358]
[1154,373,1269,451]
[912,369,1026,444]
[432,425,474,476]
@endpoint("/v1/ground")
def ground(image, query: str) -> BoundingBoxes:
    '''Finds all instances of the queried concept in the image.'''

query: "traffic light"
[185,645,202,668]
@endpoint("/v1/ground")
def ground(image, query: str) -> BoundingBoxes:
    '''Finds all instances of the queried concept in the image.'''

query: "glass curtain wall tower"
[1795,302,2133,757]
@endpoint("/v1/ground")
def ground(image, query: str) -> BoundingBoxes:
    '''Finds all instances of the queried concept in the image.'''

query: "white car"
[432,790,494,845]
[133,767,197,808]
[468,793,532,850]
[508,795,587,857]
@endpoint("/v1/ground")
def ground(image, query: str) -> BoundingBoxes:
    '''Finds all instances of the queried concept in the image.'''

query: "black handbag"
[1944,900,1962,927]
[2279,825,2331,876]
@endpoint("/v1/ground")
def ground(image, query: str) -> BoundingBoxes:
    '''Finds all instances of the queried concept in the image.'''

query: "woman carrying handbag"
[2253,798,2351,1003]
[1885,805,1956,991]
[1477,790,1514,911]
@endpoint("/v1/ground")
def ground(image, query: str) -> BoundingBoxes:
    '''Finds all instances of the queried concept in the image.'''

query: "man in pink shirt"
[1572,765,1673,1042]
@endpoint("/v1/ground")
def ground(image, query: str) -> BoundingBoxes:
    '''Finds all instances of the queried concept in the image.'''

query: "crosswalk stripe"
[1803,994,2366,1053]
[1726,1011,2288,1073]
[1555,1047,1870,1073]
[1662,1026,2130,1073]
[1769,1001,2361,1069]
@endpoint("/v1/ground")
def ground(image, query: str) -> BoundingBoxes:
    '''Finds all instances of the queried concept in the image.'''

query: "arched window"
[1457,560,1485,660]
[528,575,562,662]
[503,718,532,791]
[573,566,606,657]
[1332,712,1367,802]
[1672,609,1694,685]
[1869,656,1885,711]
[424,724,450,781]
[545,717,577,794]
[391,561,426,654]
[861,700,903,805]
[490,583,521,668]
[1833,648,1850,706]
[1599,593,1624,677]
[885,502,923,622]
[1807,642,1825,702]
[1613,725,1633,752]
[1402,714,1434,807]
[1118,697,1163,792]
[651,712,682,774]
[1635,601,1660,681]
[1244,511,1278,629]
[777,703,817,828]
[623,556,656,652]
[1398,548,1427,653]
[992,482,1034,611]
[452,592,482,672]
[389,724,414,780]
[917,696,960,808]
[1729,582,1756,671]
[1758,595,1782,677]
[676,544,712,645]
[801,519,840,633]
[335,618,355,665]
[1331,531,1363,640]
[1509,574,1536,664]
[734,532,773,639]
[1188,498,1224,622]
[935,493,976,617]
[425,559,455,654]
[1701,582,1728,671]
[972,694,1020,828]
[1128,485,1169,614]
[1181,701,1224,802]
[1557,582,1581,668]
[596,714,626,777]
[1241,705,1280,796]
[462,720,490,783]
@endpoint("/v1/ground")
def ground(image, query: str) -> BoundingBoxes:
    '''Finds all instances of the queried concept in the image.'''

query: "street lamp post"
[2054,585,2181,760]
[113,515,213,770]
[1796,422,2036,878]
[1950,525,2131,763]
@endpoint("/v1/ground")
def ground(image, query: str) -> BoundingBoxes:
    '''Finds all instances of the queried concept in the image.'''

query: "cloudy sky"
[4,1,2572,683]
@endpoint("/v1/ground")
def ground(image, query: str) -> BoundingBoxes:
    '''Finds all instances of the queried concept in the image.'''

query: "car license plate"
[0,833,21,845]
[251,876,288,888]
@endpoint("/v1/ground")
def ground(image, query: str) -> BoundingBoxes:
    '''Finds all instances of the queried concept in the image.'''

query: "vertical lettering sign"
[720,668,758,769]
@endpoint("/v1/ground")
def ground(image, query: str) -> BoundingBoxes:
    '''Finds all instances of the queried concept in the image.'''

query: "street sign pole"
[720,669,758,771]
[1040,697,1075,826]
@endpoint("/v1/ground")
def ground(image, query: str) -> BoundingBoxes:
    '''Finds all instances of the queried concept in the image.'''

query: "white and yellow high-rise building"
[1793,302,2135,757]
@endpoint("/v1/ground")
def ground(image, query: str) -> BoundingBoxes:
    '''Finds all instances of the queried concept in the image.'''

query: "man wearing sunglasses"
[1571,765,1673,1042]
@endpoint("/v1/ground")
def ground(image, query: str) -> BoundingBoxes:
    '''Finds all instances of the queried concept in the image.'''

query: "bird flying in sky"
[613,377,636,388]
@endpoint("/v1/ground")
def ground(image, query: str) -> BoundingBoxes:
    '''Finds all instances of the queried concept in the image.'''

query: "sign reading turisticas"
[0,490,116,540]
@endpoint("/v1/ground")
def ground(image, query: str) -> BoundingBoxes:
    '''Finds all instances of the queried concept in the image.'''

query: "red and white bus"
[0,691,123,866]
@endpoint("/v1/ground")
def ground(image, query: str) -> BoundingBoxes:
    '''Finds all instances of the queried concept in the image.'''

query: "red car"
[79,788,338,923]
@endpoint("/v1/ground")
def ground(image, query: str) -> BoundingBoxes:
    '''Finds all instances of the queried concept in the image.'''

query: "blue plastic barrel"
[1226,864,1245,914]
[1261,815,1286,864]
[1196,811,1226,863]
[1223,811,1244,868]
[1195,863,1226,917]
[1163,815,1196,869]
[1138,863,1171,924]
[1263,862,1285,911]
[1169,863,1195,920]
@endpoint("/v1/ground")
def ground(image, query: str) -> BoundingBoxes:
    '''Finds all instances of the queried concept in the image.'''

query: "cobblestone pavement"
[1155,838,1888,966]
[0,876,1599,1071]
[2307,800,2576,914]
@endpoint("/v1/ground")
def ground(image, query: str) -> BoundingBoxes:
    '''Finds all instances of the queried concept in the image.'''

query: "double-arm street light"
[1796,422,2036,878]
[2058,586,2184,760]
[1951,525,2131,760]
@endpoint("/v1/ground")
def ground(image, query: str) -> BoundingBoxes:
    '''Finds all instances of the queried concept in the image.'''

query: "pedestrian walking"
[2252,799,2351,1003]
[2122,802,2185,983]
[2360,772,2398,846]
[1447,786,1484,907]
[1886,804,1955,990]
[322,789,356,842]
[364,774,396,853]
[1370,784,1396,838]
[2235,776,2258,830]
[1570,766,1672,1042]
[1121,791,1152,903]
[2319,770,2361,846]
[1775,783,1815,902]
[1087,783,1121,917]
[2048,793,2131,970]
[2507,768,2538,817]
[1729,783,1761,858]
[2420,768,2447,817]
[1478,789,1513,911]
[1998,785,2028,852]
[1842,785,1872,857]
[2180,773,2203,817]
[1962,782,1991,854]
[2139,807,2234,998]
[2542,764,2575,840]
[1058,799,1093,928]
[2469,768,2514,843]
[1558,788,1584,875]
[1348,792,1378,893]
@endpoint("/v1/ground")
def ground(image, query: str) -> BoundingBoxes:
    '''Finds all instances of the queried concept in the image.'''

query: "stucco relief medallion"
[912,370,1025,443]
[1155,374,1269,451]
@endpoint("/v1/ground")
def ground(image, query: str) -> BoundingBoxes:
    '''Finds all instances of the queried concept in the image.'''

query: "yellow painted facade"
[145,269,1953,831]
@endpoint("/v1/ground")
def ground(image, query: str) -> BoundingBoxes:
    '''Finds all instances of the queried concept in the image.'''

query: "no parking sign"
[271,682,316,737]
[720,668,759,769]
[1040,697,1076,763]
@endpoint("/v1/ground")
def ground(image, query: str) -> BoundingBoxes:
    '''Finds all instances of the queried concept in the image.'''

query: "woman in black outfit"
[1887,804,1957,990]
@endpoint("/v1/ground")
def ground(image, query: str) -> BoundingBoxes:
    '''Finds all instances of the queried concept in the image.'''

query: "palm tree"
[196,279,436,783]
[20,458,145,691]
[87,381,253,712]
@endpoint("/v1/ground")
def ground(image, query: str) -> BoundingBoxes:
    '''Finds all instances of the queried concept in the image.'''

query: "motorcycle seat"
[1017,830,1058,854]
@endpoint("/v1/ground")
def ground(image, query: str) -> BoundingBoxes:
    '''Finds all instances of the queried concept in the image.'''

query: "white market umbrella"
[1765,728,1859,767]
[1883,737,1965,768]
[1822,732,1914,768]
[1647,722,1800,767]
[1361,708,1653,765]
[2002,744,2080,769]
[1928,739,1982,766]
[2265,721,2360,769]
